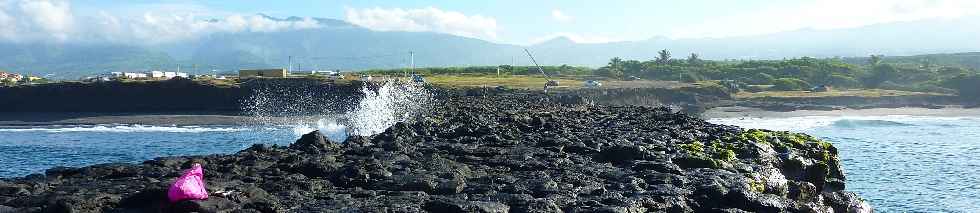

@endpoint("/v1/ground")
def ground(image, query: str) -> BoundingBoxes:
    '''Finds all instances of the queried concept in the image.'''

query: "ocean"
[1,114,977,212]
[0,123,349,178]
[709,115,980,212]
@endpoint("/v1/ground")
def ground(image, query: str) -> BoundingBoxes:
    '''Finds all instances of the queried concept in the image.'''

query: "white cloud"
[344,7,498,40]
[551,9,571,23]
[0,0,327,44]
[0,0,74,42]
[670,0,980,38]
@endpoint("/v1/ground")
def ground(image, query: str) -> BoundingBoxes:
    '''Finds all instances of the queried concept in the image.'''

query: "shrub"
[943,74,980,98]
[595,67,624,79]
[698,81,735,96]
[770,78,812,91]
[752,73,775,85]
[681,72,704,83]
[827,74,861,88]
[743,85,766,93]
[862,64,900,88]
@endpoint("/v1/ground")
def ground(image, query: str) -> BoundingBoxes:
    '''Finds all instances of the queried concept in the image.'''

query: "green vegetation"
[594,52,979,97]
[943,74,980,100]
[748,177,767,193]
[0,78,15,86]
[424,75,585,89]
[771,78,811,91]
[363,65,592,76]
[680,140,705,154]
[741,129,771,144]
[710,141,738,162]
[735,89,945,99]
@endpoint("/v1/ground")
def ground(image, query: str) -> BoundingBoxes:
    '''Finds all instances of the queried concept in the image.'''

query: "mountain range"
[2,15,980,79]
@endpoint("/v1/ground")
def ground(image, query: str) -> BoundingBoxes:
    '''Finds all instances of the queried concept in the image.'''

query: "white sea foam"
[243,80,431,142]
[0,124,247,133]
[289,118,349,142]
[343,81,432,136]
[707,115,980,131]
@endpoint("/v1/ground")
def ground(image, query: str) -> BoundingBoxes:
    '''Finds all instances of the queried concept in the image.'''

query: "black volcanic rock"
[0,92,870,212]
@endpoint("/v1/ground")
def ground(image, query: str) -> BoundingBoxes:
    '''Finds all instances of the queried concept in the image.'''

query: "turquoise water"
[0,124,348,178]
[710,115,980,212]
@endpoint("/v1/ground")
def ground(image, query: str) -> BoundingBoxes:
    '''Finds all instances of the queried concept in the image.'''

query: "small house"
[149,71,165,78]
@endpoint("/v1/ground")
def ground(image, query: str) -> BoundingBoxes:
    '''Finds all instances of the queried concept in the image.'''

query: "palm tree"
[608,57,625,69]
[687,53,702,66]
[656,49,671,65]
[868,54,883,66]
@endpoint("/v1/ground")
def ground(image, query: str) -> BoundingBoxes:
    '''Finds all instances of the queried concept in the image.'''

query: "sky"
[4,0,980,45]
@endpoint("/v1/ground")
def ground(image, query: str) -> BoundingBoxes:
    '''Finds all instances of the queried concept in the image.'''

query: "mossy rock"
[673,154,721,169]
[679,141,705,154]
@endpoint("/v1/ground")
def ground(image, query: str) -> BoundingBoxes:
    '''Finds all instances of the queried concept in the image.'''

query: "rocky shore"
[0,92,870,212]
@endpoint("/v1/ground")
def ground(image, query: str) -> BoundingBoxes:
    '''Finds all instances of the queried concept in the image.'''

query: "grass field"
[736,89,951,99]
[418,74,696,90]
[423,75,584,89]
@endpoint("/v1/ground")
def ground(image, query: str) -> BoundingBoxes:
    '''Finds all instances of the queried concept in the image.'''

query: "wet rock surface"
[0,92,869,212]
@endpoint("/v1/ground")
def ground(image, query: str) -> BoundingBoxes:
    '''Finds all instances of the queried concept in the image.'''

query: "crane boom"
[523,49,549,79]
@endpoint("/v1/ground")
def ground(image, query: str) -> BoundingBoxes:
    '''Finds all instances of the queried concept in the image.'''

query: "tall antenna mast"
[410,51,415,75]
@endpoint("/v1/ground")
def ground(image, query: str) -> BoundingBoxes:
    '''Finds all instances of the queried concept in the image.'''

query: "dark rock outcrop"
[0,78,362,113]
[0,92,869,212]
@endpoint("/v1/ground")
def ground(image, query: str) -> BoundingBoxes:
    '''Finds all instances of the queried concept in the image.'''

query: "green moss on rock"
[680,140,705,154]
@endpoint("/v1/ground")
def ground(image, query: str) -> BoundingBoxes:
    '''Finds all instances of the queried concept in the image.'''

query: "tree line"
[359,51,979,99]
[595,50,979,95]
[363,65,593,76]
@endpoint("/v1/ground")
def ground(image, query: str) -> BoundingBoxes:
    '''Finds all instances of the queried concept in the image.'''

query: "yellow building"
[239,69,287,78]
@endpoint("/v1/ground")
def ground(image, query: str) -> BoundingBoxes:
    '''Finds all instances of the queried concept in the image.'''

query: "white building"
[124,72,147,79]
[311,70,337,75]
[109,72,147,79]
[162,72,189,79]
[149,71,164,78]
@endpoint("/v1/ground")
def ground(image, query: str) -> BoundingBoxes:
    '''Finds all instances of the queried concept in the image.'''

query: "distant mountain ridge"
[2,15,980,79]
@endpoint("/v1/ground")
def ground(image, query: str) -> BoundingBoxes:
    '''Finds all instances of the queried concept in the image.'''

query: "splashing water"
[343,81,433,136]
[242,80,432,142]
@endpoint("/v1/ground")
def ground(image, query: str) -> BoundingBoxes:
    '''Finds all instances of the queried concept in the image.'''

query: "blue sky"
[8,0,980,45]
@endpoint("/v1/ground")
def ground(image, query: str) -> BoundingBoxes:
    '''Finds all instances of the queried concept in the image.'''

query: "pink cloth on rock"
[167,163,209,203]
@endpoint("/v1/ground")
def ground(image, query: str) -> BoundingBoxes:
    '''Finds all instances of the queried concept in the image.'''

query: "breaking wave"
[242,80,432,142]
[831,119,912,128]
[708,115,973,131]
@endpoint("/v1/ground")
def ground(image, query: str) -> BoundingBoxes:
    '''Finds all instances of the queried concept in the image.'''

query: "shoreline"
[4,105,980,127]
[701,105,980,119]
[0,112,248,126]
[0,112,345,126]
